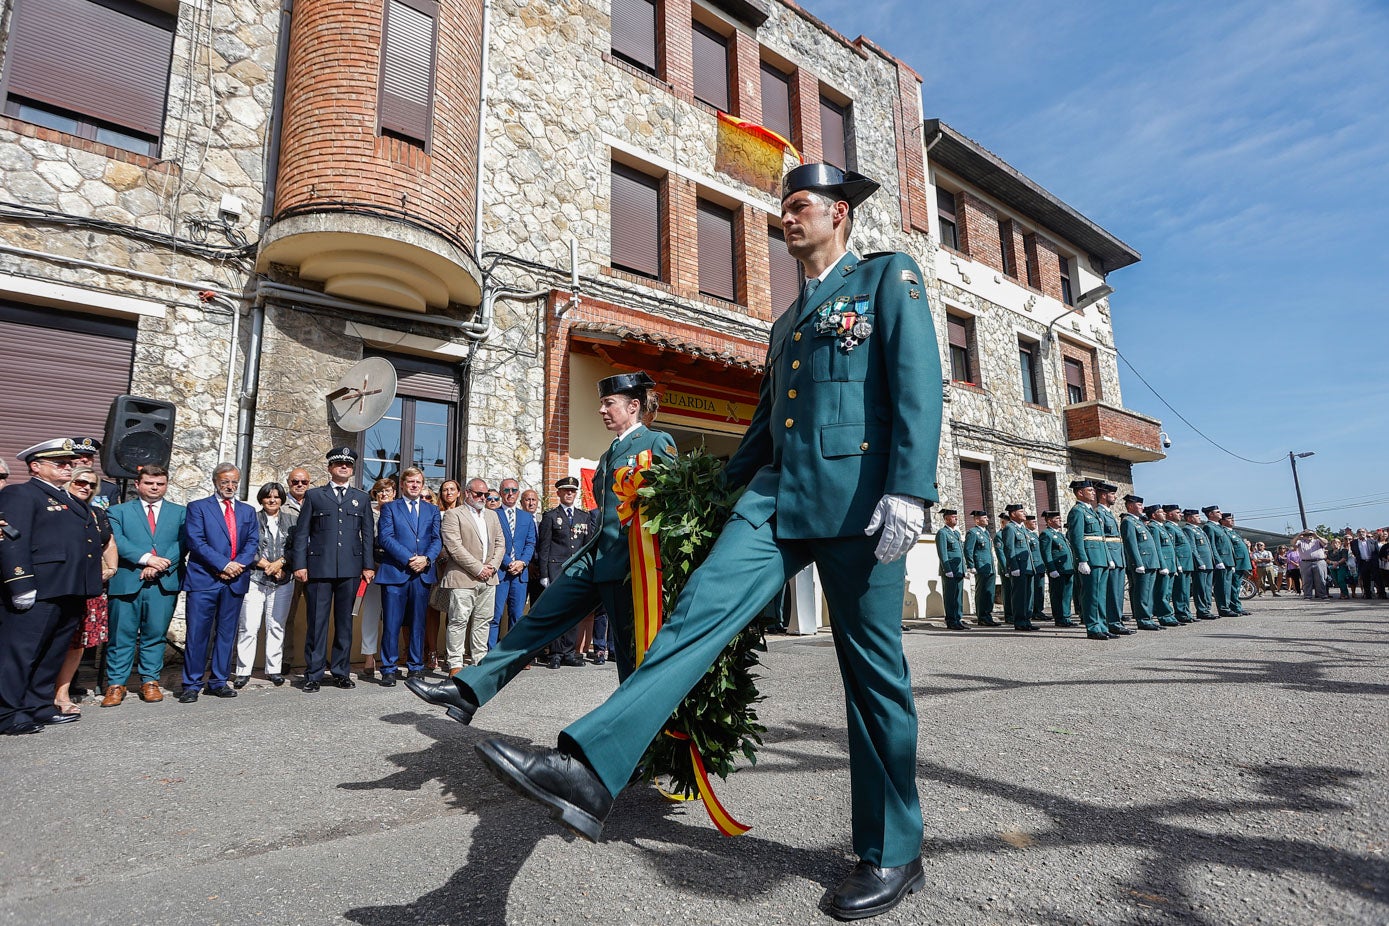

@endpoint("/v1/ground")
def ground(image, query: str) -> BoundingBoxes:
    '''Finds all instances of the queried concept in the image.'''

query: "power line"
[1237,497,1389,523]
[1235,494,1389,519]
[1116,350,1284,465]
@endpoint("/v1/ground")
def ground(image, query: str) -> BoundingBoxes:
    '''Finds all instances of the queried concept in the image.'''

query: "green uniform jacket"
[1120,513,1160,570]
[992,529,1009,573]
[1169,520,1194,572]
[1185,522,1215,569]
[1039,527,1075,574]
[1153,521,1178,572]
[1203,520,1235,568]
[1228,528,1252,570]
[1066,502,1110,567]
[936,525,965,575]
[1099,505,1126,567]
[584,424,679,583]
[723,251,942,539]
[1002,522,1036,575]
[964,526,995,574]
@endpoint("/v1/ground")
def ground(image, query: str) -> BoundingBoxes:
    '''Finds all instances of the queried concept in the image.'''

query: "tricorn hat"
[1042,510,1060,519]
[1124,494,1144,505]
[939,508,958,516]
[969,510,987,517]
[1006,504,1024,513]
[782,163,879,209]
[1069,479,1094,491]
[597,371,656,398]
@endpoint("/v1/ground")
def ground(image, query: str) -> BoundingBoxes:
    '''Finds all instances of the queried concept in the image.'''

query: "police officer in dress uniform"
[1002,505,1039,631]
[536,476,597,667]
[0,439,103,734]
[1202,505,1236,617]
[1039,510,1076,627]
[1163,505,1196,624]
[1096,482,1132,635]
[289,447,376,691]
[993,511,1013,624]
[1066,479,1115,640]
[461,164,943,920]
[1183,509,1218,619]
[935,509,967,630]
[964,511,998,625]
[1120,494,1163,631]
[1147,505,1181,627]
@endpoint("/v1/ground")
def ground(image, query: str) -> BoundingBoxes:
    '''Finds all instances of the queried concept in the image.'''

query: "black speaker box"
[103,395,177,479]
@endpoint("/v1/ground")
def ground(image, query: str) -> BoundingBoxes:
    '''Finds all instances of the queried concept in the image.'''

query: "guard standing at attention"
[1001,505,1038,631]
[935,509,967,630]
[1222,513,1252,615]
[1066,480,1114,640]
[1183,509,1218,619]
[993,511,1013,624]
[1163,505,1195,623]
[1038,510,1075,627]
[964,511,998,625]
[1120,494,1162,631]
[1202,505,1236,617]
[1096,482,1131,635]
[1146,505,1180,627]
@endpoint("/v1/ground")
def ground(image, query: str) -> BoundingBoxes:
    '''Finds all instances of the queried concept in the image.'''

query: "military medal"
[814,294,875,352]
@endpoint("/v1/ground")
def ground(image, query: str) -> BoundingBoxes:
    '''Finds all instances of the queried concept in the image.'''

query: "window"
[946,314,977,385]
[819,95,848,170]
[379,0,438,148]
[2,0,176,156]
[937,189,959,250]
[959,460,990,519]
[610,162,662,280]
[768,226,801,318]
[611,0,657,74]
[1019,338,1045,406]
[360,355,459,487]
[1058,254,1074,306]
[998,219,1015,278]
[1064,357,1086,404]
[760,62,793,143]
[697,199,736,302]
[1032,472,1057,516]
[691,22,730,112]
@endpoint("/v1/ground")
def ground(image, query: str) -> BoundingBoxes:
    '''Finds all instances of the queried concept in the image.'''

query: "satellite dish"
[328,357,398,432]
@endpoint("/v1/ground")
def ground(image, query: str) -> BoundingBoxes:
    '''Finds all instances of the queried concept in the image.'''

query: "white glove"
[944,571,955,579]
[864,494,927,564]
[1215,563,1226,570]
[1049,570,1060,578]
[1077,562,1092,576]
[966,569,975,577]
[1136,566,1146,574]
[1160,568,1170,576]
[540,577,549,588]
[12,590,35,611]
[1010,569,1021,578]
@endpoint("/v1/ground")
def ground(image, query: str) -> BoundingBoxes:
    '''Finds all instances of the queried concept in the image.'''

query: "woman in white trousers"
[234,483,298,686]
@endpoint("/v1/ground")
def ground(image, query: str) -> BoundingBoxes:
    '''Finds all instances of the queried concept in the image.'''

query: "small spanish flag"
[715,112,801,197]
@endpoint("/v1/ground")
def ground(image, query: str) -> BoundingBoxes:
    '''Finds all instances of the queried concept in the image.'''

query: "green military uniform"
[993,518,1013,622]
[1226,521,1252,615]
[1026,521,1047,623]
[458,422,677,698]
[1202,510,1236,616]
[1164,505,1195,623]
[1066,493,1112,638]
[1038,518,1075,626]
[1148,510,1180,627]
[1098,498,1129,633]
[1183,513,1217,618]
[935,514,966,629]
[1001,512,1038,631]
[964,517,997,624]
[559,246,943,870]
[1120,503,1161,630]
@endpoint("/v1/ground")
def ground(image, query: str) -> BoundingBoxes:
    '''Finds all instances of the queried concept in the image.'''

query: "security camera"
[1160,431,1172,449]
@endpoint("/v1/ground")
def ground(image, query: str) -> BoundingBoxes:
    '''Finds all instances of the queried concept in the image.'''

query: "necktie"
[224,500,237,557]
[335,486,345,503]
[802,276,821,307]
[147,504,158,554]
[507,507,515,532]
[409,500,419,527]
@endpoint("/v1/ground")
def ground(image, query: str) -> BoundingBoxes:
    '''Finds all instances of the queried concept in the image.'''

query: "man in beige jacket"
[439,477,505,672]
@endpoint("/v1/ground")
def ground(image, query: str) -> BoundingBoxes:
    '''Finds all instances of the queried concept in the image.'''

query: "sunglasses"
[486,496,501,502]
[290,479,310,485]
[468,490,487,498]
[501,487,519,494]
[72,479,97,488]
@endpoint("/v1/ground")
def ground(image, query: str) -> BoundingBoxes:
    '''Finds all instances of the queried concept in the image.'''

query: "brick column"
[790,68,822,164]
[739,203,771,321]
[659,0,694,97]
[665,173,699,297]
[729,29,762,122]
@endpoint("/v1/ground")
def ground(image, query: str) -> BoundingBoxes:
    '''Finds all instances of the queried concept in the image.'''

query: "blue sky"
[798,0,1389,533]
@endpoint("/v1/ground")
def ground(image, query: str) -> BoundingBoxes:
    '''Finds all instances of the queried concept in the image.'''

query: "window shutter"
[611,0,657,73]
[697,200,736,302]
[960,461,986,517]
[3,0,174,139]
[691,23,730,112]
[768,227,801,318]
[611,163,661,279]
[1064,358,1084,389]
[819,96,847,169]
[760,63,792,141]
[1033,474,1055,515]
[379,0,437,145]
[947,315,968,350]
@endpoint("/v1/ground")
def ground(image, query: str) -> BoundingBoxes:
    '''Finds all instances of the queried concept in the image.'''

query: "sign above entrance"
[658,385,755,436]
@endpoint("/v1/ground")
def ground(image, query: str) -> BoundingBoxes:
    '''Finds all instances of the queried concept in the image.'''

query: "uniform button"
[785,418,794,428]
[793,331,802,341]
[860,442,870,451]
[787,389,797,399]
[791,359,800,369]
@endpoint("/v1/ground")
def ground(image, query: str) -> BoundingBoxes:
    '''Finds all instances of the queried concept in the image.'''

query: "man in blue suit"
[181,463,259,702]
[490,477,536,649]
[375,466,441,685]
[103,464,186,706]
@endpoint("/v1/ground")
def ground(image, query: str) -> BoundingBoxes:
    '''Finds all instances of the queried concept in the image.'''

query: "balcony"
[1064,401,1166,463]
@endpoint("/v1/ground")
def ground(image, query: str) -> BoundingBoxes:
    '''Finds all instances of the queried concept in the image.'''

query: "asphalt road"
[3,593,1385,925]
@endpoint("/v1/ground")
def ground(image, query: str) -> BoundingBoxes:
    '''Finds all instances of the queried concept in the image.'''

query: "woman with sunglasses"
[233,482,299,687]
[53,467,119,715]
[425,480,462,671]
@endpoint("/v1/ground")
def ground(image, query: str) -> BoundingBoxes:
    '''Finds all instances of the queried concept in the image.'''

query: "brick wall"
[658,0,695,97]
[958,191,1003,273]
[1058,338,1102,403]
[1064,402,1161,454]
[893,64,930,235]
[1031,233,1065,302]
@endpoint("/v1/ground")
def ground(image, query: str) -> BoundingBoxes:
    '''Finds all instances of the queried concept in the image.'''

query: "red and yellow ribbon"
[612,451,751,837]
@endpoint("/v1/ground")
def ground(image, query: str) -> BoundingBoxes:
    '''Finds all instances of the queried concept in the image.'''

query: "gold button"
[791,359,800,369]
[787,389,797,399]
[860,442,870,451]
[793,331,802,341]
[785,418,794,428]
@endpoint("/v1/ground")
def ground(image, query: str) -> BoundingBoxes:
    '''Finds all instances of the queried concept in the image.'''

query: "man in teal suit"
[964,511,998,625]
[1001,504,1039,631]
[1222,513,1252,615]
[1120,494,1162,631]
[1096,482,1131,635]
[1163,505,1195,623]
[935,509,967,630]
[1183,509,1218,619]
[471,164,942,921]
[1066,479,1115,640]
[993,512,1013,624]
[103,465,186,706]
[1202,505,1236,616]
[1146,506,1180,627]
[1038,510,1075,627]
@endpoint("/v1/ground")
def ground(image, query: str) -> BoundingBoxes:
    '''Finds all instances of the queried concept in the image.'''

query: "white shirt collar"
[812,251,854,285]
[614,421,645,443]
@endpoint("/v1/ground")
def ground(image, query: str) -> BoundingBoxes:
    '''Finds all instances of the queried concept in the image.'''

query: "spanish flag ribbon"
[612,452,751,837]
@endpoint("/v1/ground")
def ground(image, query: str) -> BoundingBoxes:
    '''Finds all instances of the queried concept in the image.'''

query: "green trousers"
[1105,561,1127,629]
[1048,572,1074,621]
[1169,572,1191,619]
[1212,567,1234,615]
[1230,570,1249,613]
[1152,571,1175,619]
[560,514,924,869]
[1076,567,1107,634]
[999,574,1013,620]
[1009,572,1034,628]
[1127,569,1155,621]
[106,586,180,687]
[941,574,964,625]
[1192,569,1214,617]
[1031,575,1046,620]
[973,570,996,619]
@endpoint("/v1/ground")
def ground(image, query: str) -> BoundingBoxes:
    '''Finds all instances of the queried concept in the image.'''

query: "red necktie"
[147,504,158,554]
[224,500,237,557]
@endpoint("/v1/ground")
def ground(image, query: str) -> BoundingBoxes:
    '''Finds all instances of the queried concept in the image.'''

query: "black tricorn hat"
[1069,479,1094,491]
[1006,504,1024,513]
[782,163,880,209]
[939,508,958,516]
[1042,510,1060,518]
[970,510,987,517]
[597,371,656,398]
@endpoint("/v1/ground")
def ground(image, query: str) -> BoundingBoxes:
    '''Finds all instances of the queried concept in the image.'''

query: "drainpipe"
[234,290,268,492]
[473,0,494,267]
[199,290,244,467]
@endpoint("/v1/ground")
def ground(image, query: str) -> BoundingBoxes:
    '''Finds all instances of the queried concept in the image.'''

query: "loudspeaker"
[103,395,176,479]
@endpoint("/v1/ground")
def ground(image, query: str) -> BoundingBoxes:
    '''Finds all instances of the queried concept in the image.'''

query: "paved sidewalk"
[2,594,1385,925]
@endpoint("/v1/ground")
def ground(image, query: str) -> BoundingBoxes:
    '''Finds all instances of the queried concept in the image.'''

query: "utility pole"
[1289,451,1314,531]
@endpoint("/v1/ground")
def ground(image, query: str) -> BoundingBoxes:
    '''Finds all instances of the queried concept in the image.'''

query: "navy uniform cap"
[597,371,656,398]
[326,446,358,464]
[17,438,81,463]
[69,437,101,456]
[1124,494,1143,504]
[969,510,987,517]
[782,163,880,208]
[555,476,580,491]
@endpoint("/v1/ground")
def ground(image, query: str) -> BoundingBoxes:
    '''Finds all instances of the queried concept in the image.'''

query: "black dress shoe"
[826,857,925,921]
[380,674,397,687]
[1054,618,1076,628]
[547,655,562,670]
[475,739,613,842]
[1108,625,1133,635]
[1136,620,1162,631]
[399,670,412,680]
[977,618,1001,626]
[268,674,286,686]
[1013,622,1037,631]
[39,712,80,725]
[405,677,478,724]
[945,622,970,630]
[1086,630,1113,640]
[302,680,321,693]
[335,677,356,690]
[208,686,238,698]
[178,689,200,703]
[232,675,250,689]
[560,656,586,667]
[359,667,376,680]
[4,721,43,735]
[592,652,607,666]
